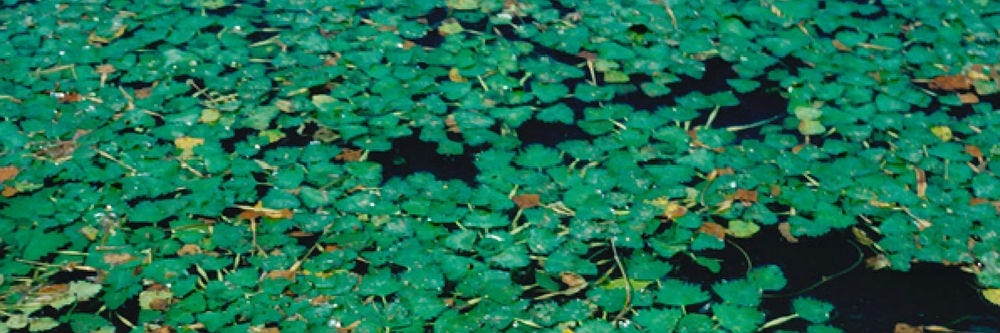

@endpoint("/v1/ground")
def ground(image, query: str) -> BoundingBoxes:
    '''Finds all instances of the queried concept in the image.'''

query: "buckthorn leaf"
[793,297,834,323]
[714,303,765,333]
[655,279,710,306]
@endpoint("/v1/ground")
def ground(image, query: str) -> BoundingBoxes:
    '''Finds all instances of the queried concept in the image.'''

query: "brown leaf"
[733,189,758,206]
[957,92,979,104]
[662,201,687,220]
[559,272,587,288]
[864,254,890,270]
[2,184,19,197]
[446,115,462,134]
[512,194,541,209]
[38,284,69,294]
[103,252,137,265]
[576,50,597,61]
[769,184,782,196]
[831,39,852,51]
[705,167,734,181]
[928,74,971,91]
[778,222,799,243]
[176,244,202,256]
[791,143,808,154]
[894,323,924,333]
[335,148,363,161]
[134,86,153,99]
[914,167,927,199]
[267,269,297,281]
[0,165,18,182]
[95,64,116,75]
[698,222,726,240]
[965,145,983,160]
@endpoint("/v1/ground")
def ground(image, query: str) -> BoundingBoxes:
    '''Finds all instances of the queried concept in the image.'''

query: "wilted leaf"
[236,201,294,220]
[174,137,205,158]
[199,108,221,124]
[930,125,953,141]
[103,253,137,265]
[448,67,467,83]
[734,189,758,206]
[982,289,1000,306]
[928,75,970,91]
[445,0,478,10]
[698,222,726,240]
[778,222,800,243]
[139,289,173,311]
[0,165,18,182]
[513,194,541,209]
[727,220,760,238]
[958,93,979,104]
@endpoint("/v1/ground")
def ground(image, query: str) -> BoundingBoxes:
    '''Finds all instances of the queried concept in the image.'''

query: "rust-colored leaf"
[698,222,726,240]
[662,201,687,220]
[3,184,19,197]
[266,269,297,281]
[513,194,541,209]
[928,74,971,91]
[336,320,361,333]
[831,39,852,51]
[965,144,983,160]
[37,284,69,294]
[733,189,758,206]
[969,197,989,206]
[778,222,799,243]
[335,148,363,161]
[0,165,18,182]
[237,202,294,220]
[58,92,84,103]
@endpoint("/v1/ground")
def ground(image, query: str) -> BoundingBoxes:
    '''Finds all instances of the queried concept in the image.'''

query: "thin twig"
[609,238,634,326]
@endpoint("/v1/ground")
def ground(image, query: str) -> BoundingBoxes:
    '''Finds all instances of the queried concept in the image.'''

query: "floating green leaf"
[655,279,710,306]
[793,297,834,323]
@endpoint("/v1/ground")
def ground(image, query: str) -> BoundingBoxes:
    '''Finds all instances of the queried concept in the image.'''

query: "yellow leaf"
[726,220,760,238]
[199,108,221,124]
[930,125,952,142]
[983,288,1000,306]
[260,129,286,143]
[448,67,467,83]
[174,137,204,158]
[445,0,478,10]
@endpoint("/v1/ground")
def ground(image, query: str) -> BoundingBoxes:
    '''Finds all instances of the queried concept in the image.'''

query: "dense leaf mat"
[1,0,999,332]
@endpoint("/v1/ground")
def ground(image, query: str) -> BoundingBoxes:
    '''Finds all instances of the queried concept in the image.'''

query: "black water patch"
[709,227,1000,332]
[367,133,478,184]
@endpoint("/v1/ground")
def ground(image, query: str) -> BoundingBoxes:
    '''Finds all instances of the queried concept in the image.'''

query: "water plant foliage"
[1,0,999,332]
